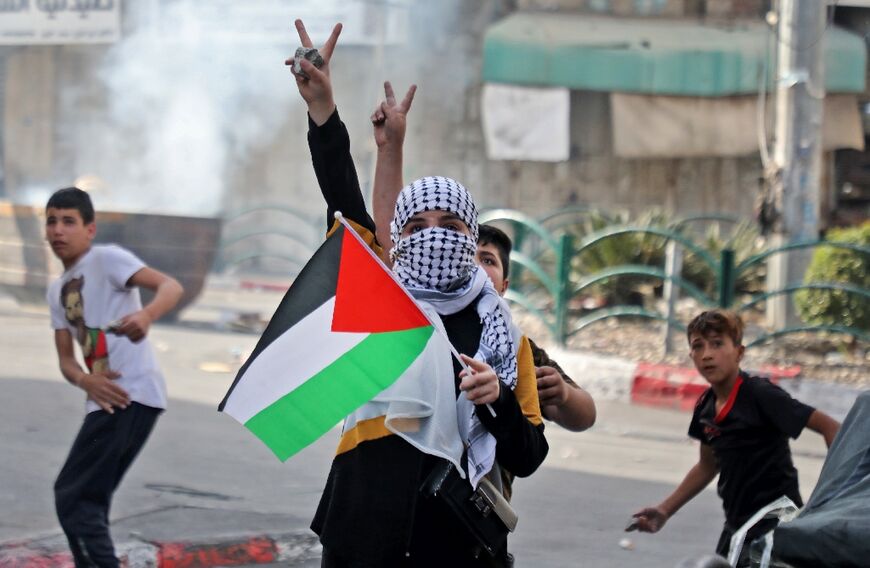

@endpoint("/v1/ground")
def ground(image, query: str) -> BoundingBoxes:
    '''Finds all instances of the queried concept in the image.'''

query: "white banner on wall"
[482,83,571,162]
[0,0,121,45]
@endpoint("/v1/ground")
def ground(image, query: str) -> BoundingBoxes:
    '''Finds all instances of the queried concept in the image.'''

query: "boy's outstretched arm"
[630,443,718,533]
[116,267,183,343]
[54,329,129,414]
[371,81,416,259]
[806,409,840,448]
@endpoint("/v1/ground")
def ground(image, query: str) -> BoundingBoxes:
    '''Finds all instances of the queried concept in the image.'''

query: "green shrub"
[795,222,870,331]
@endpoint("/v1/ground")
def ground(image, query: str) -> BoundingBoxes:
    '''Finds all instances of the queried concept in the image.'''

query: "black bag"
[420,459,518,558]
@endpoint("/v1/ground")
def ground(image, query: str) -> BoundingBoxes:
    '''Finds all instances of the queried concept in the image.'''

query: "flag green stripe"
[244,325,434,461]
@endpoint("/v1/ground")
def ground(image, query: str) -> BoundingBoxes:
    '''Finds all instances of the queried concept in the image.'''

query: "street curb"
[629,362,802,412]
[630,362,707,412]
[548,345,860,419]
[0,532,321,568]
[238,280,289,293]
[626,361,864,421]
[546,347,638,404]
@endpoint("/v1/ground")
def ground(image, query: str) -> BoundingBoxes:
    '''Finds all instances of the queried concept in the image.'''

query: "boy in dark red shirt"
[630,309,840,563]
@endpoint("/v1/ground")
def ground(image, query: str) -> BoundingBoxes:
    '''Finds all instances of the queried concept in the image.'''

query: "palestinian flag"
[219,221,436,461]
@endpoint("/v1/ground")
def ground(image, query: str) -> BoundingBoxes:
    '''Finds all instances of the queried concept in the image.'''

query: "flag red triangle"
[332,227,431,333]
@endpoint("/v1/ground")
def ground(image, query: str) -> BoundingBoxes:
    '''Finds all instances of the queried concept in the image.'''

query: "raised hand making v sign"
[371,80,417,254]
[371,81,417,150]
[285,19,342,126]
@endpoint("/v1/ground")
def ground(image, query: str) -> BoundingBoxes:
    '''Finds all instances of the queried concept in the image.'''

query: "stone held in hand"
[293,47,324,79]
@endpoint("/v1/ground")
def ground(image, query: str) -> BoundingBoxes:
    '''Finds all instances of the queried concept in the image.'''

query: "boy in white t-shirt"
[45,187,183,567]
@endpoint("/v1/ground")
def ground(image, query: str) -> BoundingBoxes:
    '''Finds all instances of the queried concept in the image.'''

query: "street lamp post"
[766,0,827,328]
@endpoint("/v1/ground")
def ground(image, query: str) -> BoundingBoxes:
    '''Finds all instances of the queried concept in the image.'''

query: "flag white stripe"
[222,297,368,422]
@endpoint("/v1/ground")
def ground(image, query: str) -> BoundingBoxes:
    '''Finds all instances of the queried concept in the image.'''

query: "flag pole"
[335,212,497,418]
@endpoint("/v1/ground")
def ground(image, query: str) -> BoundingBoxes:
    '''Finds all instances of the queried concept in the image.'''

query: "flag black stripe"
[219,226,344,410]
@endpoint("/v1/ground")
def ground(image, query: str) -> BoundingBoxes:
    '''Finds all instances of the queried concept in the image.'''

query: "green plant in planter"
[567,210,671,307]
[681,221,766,300]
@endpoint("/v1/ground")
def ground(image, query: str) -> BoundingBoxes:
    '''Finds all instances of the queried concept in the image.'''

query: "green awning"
[482,13,866,96]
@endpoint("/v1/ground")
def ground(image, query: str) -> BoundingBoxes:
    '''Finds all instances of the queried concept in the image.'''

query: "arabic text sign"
[0,0,120,45]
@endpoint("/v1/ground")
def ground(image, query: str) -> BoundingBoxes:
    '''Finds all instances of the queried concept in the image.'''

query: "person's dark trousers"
[54,402,161,568]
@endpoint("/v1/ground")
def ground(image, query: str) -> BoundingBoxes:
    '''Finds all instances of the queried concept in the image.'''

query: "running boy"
[630,309,840,562]
[45,187,183,567]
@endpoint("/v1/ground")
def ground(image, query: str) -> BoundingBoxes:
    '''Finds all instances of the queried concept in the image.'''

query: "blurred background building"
[1,0,868,279]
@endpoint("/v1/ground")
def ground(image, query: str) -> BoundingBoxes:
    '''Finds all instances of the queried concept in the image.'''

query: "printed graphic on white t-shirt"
[47,245,168,413]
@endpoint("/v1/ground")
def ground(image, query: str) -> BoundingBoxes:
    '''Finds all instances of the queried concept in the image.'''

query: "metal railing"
[481,208,869,349]
[216,204,321,275]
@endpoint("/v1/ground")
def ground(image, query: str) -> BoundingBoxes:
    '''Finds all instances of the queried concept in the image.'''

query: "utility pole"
[765,0,827,328]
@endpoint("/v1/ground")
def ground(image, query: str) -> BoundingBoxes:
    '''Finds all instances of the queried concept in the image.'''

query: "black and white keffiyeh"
[391,227,478,293]
[389,175,518,487]
[390,176,479,244]
[390,176,479,293]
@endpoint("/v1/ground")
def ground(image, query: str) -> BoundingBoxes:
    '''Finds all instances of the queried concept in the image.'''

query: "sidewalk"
[547,345,862,422]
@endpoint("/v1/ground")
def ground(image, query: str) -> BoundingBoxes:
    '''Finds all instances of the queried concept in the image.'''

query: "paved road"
[0,288,835,567]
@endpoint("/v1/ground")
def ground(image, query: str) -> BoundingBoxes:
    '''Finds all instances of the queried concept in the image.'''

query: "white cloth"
[401,268,519,488]
[341,302,465,474]
[47,245,167,413]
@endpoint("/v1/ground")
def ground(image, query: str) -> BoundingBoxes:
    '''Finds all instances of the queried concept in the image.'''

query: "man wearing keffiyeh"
[288,19,547,568]
[390,175,521,487]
